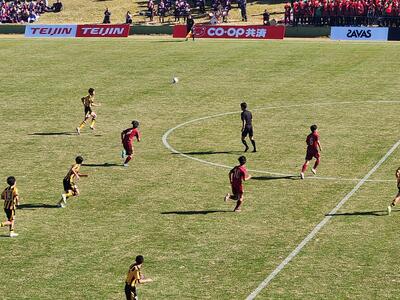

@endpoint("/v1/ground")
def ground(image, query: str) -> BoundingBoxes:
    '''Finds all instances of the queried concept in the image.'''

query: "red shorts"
[123,142,133,156]
[305,149,320,161]
[231,184,244,198]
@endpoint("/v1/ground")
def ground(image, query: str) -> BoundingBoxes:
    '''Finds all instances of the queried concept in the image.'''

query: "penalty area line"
[245,138,400,300]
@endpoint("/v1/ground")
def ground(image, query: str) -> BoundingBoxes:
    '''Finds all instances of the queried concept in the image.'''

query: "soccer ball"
[172,77,179,84]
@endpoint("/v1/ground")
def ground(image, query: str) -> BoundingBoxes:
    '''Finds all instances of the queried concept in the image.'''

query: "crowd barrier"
[2,24,400,40]
[173,24,285,39]
[1,24,316,37]
[330,26,400,41]
[25,24,130,38]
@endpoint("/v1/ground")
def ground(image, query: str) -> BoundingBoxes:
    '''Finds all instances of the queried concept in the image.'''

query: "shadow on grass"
[326,210,393,217]
[18,203,59,210]
[30,132,75,136]
[0,234,12,238]
[251,175,299,180]
[161,210,231,215]
[82,163,121,167]
[148,40,185,43]
[176,151,242,155]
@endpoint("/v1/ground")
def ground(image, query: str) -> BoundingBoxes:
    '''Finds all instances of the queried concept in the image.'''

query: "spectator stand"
[134,0,283,25]
[0,0,63,24]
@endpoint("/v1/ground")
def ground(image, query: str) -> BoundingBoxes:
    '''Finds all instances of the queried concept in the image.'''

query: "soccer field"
[1,37,400,299]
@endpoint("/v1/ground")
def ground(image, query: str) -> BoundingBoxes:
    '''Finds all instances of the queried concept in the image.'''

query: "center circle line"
[162,101,399,183]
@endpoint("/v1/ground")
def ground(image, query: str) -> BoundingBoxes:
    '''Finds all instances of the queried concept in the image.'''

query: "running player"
[58,156,88,208]
[121,120,141,167]
[387,167,400,215]
[185,14,195,41]
[1,176,20,237]
[224,156,251,212]
[241,102,256,152]
[125,255,153,300]
[300,124,322,179]
[76,88,101,135]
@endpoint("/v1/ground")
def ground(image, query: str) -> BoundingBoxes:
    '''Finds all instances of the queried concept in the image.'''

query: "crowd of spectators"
[143,0,190,23]
[142,0,250,24]
[144,0,192,23]
[0,0,62,23]
[174,0,191,22]
[209,0,231,23]
[284,0,400,26]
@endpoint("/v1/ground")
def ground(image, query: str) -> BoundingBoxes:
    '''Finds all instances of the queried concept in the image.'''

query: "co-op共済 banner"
[330,27,389,41]
[25,24,130,38]
[173,25,285,39]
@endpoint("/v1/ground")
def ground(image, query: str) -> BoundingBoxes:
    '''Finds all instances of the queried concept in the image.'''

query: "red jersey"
[293,2,300,13]
[230,165,248,188]
[122,128,140,144]
[306,132,320,151]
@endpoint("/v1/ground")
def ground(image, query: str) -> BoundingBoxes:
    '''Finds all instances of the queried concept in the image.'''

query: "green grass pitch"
[1,37,400,299]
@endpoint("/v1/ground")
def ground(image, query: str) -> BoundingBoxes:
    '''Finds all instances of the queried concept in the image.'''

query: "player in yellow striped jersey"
[76,88,101,135]
[125,255,153,300]
[58,156,88,208]
[1,176,20,237]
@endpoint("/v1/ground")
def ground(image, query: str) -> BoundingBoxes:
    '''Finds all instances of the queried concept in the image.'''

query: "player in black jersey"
[240,102,256,152]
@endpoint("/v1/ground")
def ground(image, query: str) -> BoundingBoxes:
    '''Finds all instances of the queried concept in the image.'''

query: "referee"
[240,102,256,152]
[185,14,195,41]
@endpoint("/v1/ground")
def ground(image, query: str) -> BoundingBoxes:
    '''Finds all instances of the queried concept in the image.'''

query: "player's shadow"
[18,203,59,210]
[82,163,121,167]
[148,40,186,43]
[0,234,12,238]
[161,210,231,215]
[177,151,242,155]
[251,175,299,180]
[29,132,75,136]
[326,210,392,217]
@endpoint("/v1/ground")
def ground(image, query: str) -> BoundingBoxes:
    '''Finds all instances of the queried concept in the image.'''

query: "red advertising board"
[76,24,130,37]
[173,25,285,39]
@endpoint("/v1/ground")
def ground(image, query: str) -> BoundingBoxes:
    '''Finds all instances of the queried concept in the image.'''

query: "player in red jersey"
[224,156,251,212]
[121,120,141,167]
[300,124,322,179]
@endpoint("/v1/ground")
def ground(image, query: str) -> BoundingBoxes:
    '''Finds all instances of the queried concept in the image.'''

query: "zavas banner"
[25,24,130,38]
[173,25,285,39]
[330,27,389,41]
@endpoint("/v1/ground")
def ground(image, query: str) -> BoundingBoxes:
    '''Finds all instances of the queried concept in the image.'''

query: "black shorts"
[4,208,15,221]
[63,178,77,194]
[84,106,92,116]
[124,283,137,300]
[242,126,253,138]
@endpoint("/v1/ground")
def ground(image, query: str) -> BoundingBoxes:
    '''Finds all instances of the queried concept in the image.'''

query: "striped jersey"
[125,264,141,287]
[64,164,81,183]
[1,186,18,210]
[81,94,95,107]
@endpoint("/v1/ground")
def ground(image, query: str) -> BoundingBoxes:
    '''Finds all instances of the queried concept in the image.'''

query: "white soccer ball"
[172,77,179,84]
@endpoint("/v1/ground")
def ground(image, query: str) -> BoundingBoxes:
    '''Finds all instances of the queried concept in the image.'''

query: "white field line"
[245,138,400,300]
[162,101,399,182]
